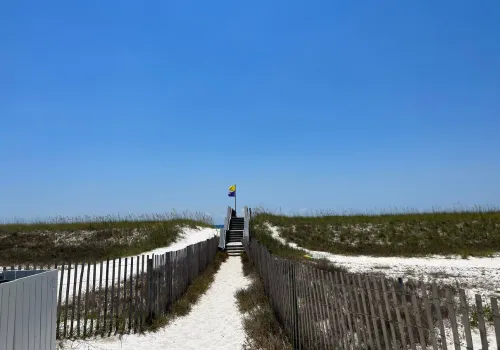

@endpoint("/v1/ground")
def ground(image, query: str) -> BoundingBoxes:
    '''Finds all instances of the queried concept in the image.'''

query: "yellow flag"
[228,184,236,197]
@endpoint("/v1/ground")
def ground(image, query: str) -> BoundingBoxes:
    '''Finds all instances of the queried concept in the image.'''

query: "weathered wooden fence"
[244,238,500,350]
[0,236,219,340]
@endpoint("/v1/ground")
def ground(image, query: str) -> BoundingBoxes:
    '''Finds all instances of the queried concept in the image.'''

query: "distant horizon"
[1,203,499,225]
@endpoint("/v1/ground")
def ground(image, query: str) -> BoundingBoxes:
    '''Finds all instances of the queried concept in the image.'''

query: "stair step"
[228,252,243,256]
[227,250,244,254]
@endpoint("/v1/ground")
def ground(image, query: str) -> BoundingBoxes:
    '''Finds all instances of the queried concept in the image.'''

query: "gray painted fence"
[0,270,58,350]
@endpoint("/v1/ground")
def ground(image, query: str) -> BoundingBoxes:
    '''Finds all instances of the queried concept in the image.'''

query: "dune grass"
[250,207,500,258]
[235,252,293,350]
[0,211,213,265]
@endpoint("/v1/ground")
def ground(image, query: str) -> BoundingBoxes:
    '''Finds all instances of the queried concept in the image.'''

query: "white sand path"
[64,256,250,350]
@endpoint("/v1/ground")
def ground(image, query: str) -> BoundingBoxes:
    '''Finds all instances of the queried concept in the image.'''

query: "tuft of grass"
[236,252,293,350]
[0,211,213,265]
[251,206,500,257]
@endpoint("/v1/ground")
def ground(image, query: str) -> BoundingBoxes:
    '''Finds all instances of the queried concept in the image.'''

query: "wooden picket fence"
[244,237,500,350]
[1,236,219,339]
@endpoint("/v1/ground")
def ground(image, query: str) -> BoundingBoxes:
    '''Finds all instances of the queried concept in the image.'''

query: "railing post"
[291,263,300,350]
[166,252,172,311]
[146,258,154,324]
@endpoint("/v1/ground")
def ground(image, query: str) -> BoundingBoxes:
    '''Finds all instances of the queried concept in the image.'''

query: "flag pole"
[234,184,237,214]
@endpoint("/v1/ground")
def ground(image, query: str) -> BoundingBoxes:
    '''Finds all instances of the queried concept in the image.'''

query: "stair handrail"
[218,206,233,250]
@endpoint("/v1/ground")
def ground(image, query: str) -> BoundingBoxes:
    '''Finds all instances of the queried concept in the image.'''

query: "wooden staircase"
[225,217,245,256]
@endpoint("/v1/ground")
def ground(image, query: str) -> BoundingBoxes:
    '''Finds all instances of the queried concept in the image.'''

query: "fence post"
[146,258,154,324]
[166,252,173,311]
[291,262,300,350]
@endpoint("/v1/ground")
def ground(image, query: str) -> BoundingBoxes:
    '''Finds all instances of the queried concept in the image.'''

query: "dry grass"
[236,252,293,350]
[251,206,500,257]
[0,211,213,265]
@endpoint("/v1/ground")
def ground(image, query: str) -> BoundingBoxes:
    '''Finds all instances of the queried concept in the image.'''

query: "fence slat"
[366,276,383,350]
[358,274,374,349]
[96,260,103,335]
[310,266,326,350]
[315,268,332,350]
[431,283,448,350]
[411,293,427,348]
[83,261,91,338]
[115,257,121,335]
[319,269,335,350]
[285,260,292,341]
[129,257,134,333]
[372,276,390,350]
[490,297,500,350]
[347,273,365,349]
[77,261,85,337]
[475,293,489,350]
[445,288,461,350]
[297,265,309,349]
[56,262,65,339]
[70,262,78,337]
[304,266,316,349]
[90,261,96,336]
[141,255,146,330]
[402,282,417,350]
[420,283,438,350]
[390,282,407,350]
[331,271,348,349]
[380,277,398,350]
[166,252,172,312]
[159,255,164,315]
[109,258,116,335]
[63,261,71,338]
[459,289,473,350]
[291,262,301,350]
[123,257,128,333]
[305,265,322,350]
[134,255,140,333]
[102,259,109,337]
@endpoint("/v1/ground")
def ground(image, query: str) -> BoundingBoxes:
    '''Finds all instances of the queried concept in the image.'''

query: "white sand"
[63,256,250,350]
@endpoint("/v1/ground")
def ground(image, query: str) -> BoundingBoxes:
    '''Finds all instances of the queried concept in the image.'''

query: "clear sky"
[1,1,499,223]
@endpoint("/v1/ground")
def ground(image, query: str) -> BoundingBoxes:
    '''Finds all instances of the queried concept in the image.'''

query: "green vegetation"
[251,207,500,257]
[235,252,293,350]
[0,212,213,264]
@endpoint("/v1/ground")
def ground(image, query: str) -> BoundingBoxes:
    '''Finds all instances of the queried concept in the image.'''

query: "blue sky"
[1,1,499,223]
